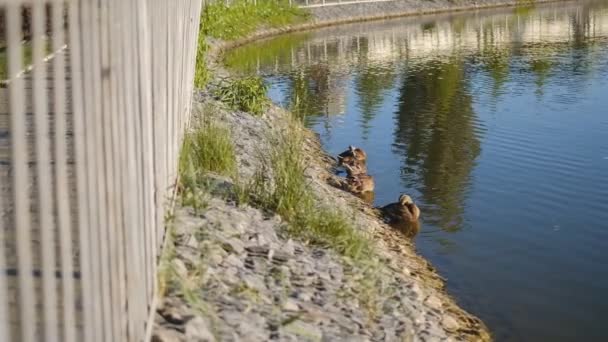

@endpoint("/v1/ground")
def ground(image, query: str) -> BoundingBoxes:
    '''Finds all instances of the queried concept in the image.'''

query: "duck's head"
[399,194,414,206]
[399,194,420,220]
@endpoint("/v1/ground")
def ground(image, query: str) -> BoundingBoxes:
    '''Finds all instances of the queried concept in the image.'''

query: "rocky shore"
[152,97,490,341]
[150,1,571,341]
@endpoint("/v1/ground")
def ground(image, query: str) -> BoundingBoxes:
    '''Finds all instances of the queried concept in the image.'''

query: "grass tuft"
[180,119,236,178]
[178,117,236,208]
[194,33,210,88]
[157,226,177,298]
[215,76,270,115]
[242,119,374,261]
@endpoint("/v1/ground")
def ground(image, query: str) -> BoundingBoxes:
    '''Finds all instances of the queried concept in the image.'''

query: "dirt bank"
[153,97,490,342]
[152,1,575,341]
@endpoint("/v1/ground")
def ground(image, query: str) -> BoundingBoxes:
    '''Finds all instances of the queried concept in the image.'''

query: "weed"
[215,76,270,115]
[194,34,210,88]
[178,118,236,209]
[156,225,219,337]
[193,0,308,87]
[179,119,236,179]
[202,0,309,41]
[240,119,374,262]
[157,226,177,298]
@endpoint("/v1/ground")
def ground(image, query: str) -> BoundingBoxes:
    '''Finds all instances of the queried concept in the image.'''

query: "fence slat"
[51,1,77,341]
[31,1,59,340]
[106,0,128,338]
[68,1,94,341]
[0,144,11,342]
[7,4,37,342]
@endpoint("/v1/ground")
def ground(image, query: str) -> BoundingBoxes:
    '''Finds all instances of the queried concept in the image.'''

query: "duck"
[340,164,375,194]
[379,194,421,224]
[337,145,367,165]
[342,159,367,176]
[342,174,375,194]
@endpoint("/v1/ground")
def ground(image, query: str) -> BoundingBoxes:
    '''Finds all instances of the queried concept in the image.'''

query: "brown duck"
[337,145,367,165]
[342,174,375,194]
[340,164,374,194]
[343,159,367,176]
[379,194,421,224]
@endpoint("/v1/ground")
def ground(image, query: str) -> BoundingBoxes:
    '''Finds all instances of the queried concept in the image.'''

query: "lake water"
[226,1,608,340]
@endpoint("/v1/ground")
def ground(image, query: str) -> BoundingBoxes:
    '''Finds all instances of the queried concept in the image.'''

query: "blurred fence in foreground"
[0,0,202,341]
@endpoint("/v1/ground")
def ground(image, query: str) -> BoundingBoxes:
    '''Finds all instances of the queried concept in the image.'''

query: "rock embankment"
[152,97,490,341]
[148,0,568,339]
[307,0,564,26]
[214,0,567,50]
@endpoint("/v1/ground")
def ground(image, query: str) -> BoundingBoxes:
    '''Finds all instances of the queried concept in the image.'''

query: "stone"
[207,250,224,266]
[243,274,267,292]
[221,237,245,254]
[442,315,460,332]
[296,291,312,302]
[283,299,300,312]
[152,327,183,342]
[283,320,323,342]
[246,245,270,256]
[236,314,269,340]
[185,316,216,342]
[218,221,240,236]
[159,306,187,325]
[256,233,270,246]
[186,235,199,249]
[424,295,443,311]
[224,254,244,268]
[317,271,331,281]
[282,239,295,256]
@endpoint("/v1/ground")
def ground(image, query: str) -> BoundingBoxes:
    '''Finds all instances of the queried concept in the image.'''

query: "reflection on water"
[227,1,608,341]
[391,220,421,239]
[394,57,480,232]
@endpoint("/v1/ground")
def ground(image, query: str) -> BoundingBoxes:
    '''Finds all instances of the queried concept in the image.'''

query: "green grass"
[242,120,374,261]
[180,119,236,177]
[215,76,270,115]
[193,0,309,88]
[178,117,236,209]
[157,225,178,298]
[202,0,309,41]
[238,119,383,316]
[194,30,210,88]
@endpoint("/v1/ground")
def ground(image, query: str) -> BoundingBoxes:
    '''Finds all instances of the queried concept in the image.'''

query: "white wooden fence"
[0,0,202,341]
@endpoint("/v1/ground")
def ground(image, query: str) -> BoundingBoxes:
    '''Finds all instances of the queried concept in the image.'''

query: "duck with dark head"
[337,145,367,166]
[379,194,421,225]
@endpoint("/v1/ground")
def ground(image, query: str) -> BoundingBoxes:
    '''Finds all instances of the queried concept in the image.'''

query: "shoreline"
[214,0,574,52]
[155,1,572,340]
